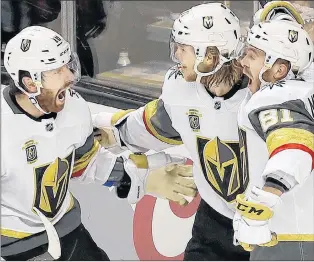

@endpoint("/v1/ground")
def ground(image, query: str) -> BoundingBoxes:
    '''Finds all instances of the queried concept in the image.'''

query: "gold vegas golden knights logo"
[197,130,249,202]
[202,16,213,30]
[288,29,298,43]
[33,153,73,218]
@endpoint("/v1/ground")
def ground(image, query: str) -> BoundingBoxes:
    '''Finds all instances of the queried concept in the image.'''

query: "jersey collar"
[204,75,249,100]
[3,86,57,122]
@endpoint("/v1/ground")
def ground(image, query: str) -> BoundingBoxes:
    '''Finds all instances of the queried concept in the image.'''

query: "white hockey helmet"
[247,20,313,85]
[253,1,304,26]
[170,3,242,79]
[4,26,81,113]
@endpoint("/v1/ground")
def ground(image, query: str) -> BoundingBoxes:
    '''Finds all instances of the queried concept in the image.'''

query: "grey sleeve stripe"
[249,99,314,141]
[75,132,94,160]
[150,100,181,142]
[1,198,81,256]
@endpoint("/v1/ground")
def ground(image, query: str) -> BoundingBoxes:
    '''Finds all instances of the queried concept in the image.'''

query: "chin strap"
[28,95,51,114]
[15,80,51,115]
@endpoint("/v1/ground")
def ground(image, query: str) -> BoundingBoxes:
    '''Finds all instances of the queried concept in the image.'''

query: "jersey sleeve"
[115,68,183,152]
[92,67,183,153]
[69,92,122,185]
[117,98,182,152]
[248,98,314,189]
[72,132,101,178]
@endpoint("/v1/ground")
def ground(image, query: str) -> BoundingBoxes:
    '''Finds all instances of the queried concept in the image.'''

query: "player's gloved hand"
[92,110,134,150]
[94,127,118,148]
[253,1,304,26]
[145,163,197,206]
[233,186,281,251]
[122,152,196,205]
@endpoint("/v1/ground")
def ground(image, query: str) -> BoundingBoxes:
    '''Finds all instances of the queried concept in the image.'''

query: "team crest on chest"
[196,136,249,202]
[22,140,38,164]
[33,153,73,218]
[186,109,202,132]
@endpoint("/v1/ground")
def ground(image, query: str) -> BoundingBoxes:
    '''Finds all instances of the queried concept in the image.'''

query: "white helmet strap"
[29,96,50,114]
[15,81,50,114]
[258,67,269,89]
[259,53,277,89]
[259,53,291,90]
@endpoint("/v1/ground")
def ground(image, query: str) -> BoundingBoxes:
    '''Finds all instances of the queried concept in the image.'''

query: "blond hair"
[199,46,243,89]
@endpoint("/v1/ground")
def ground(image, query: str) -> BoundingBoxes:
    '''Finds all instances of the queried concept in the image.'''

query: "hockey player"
[93,3,250,260]
[252,0,313,82]
[1,26,197,261]
[233,19,314,260]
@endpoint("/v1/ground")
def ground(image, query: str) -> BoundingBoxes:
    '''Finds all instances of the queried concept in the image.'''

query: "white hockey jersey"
[301,61,314,82]
[238,80,314,239]
[94,66,249,219]
[1,86,118,256]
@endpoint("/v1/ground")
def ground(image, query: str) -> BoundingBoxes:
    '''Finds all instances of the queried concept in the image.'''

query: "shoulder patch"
[167,65,184,80]
[68,88,80,99]
[269,80,286,89]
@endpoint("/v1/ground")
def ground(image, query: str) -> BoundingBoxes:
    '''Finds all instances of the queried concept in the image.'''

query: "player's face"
[240,45,265,93]
[37,65,75,113]
[175,44,197,81]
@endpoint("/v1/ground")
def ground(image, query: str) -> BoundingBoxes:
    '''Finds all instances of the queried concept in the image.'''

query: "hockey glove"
[145,163,197,206]
[92,110,135,154]
[121,152,196,205]
[94,127,118,148]
[233,186,281,251]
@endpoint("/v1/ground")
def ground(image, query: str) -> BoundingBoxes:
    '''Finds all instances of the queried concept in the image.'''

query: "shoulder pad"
[246,80,313,113]
[65,88,91,123]
[162,66,195,101]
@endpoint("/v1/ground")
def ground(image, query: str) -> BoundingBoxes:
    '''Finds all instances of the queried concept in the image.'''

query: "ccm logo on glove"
[236,194,274,221]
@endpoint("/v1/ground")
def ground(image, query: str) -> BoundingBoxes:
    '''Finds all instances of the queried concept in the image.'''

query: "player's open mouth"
[243,68,253,87]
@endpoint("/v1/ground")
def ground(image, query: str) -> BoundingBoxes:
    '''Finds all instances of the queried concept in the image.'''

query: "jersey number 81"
[259,109,294,132]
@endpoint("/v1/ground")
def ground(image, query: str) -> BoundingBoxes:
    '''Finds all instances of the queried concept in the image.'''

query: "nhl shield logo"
[20,39,31,52]
[288,30,298,43]
[22,140,38,164]
[203,16,213,29]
